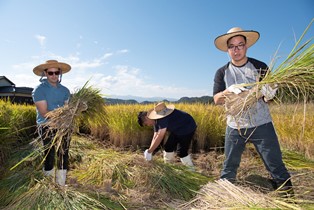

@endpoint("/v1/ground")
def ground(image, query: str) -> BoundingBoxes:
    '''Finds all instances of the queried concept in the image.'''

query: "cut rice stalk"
[179,179,302,209]
[40,81,106,162]
[4,178,110,210]
[225,19,314,117]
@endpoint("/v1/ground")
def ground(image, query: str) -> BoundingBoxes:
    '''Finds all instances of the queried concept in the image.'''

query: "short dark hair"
[227,35,247,46]
[137,111,148,127]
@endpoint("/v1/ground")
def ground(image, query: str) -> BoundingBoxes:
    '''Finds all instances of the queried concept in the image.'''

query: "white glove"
[227,84,248,94]
[144,149,152,161]
[261,84,278,101]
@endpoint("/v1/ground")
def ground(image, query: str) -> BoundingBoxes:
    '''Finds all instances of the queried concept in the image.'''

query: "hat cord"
[59,69,62,83]
[39,71,45,82]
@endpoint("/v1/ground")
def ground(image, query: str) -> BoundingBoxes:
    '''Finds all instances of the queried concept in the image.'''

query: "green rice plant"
[281,149,314,202]
[71,147,210,202]
[0,100,36,141]
[103,104,152,148]
[148,160,211,201]
[101,103,226,151]
[68,135,99,168]
[0,169,40,207]
[72,149,146,190]
[271,103,314,160]
[0,142,43,206]
[176,103,225,151]
[0,100,12,138]
[225,19,314,117]
[71,149,124,187]
[3,178,112,210]
[0,100,36,169]
[282,149,314,171]
[1,136,122,209]
[57,102,314,160]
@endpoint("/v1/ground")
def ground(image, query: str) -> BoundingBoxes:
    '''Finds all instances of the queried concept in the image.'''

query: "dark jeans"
[221,122,291,183]
[38,126,71,170]
[164,131,195,158]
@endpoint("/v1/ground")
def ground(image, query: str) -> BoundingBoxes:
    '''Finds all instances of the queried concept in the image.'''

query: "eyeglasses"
[46,71,60,76]
[228,43,245,51]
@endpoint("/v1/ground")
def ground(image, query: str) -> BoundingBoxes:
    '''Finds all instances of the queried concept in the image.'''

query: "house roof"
[0,76,15,87]
[0,76,33,94]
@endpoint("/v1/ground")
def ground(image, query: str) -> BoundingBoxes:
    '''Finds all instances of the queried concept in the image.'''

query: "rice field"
[0,100,314,209]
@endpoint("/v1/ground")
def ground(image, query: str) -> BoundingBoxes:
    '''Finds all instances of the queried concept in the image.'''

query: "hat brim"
[33,62,71,76]
[147,104,175,120]
[214,30,260,52]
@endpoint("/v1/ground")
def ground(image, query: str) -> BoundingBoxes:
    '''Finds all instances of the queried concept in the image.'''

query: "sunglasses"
[46,71,60,76]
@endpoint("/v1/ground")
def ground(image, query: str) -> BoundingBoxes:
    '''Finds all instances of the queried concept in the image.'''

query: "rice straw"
[225,19,314,117]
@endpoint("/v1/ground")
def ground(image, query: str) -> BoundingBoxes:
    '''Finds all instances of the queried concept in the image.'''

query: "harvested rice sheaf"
[41,82,106,154]
[72,151,210,202]
[179,179,304,209]
[3,178,111,210]
[225,20,314,117]
[9,83,106,171]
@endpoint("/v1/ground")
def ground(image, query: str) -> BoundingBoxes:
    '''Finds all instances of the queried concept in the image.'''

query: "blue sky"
[0,0,313,100]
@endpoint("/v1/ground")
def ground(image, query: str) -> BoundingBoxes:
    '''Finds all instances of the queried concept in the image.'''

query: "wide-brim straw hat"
[33,60,71,76]
[147,102,175,120]
[214,27,260,52]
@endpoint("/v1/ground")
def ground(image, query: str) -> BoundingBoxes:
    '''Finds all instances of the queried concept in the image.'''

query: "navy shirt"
[154,109,197,135]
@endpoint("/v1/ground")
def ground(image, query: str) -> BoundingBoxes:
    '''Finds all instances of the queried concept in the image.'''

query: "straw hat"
[33,60,71,76]
[214,27,260,52]
[147,102,175,120]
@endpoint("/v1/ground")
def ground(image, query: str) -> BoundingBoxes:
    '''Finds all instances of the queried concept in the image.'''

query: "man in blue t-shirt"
[32,60,71,186]
[137,102,197,170]
[213,27,293,196]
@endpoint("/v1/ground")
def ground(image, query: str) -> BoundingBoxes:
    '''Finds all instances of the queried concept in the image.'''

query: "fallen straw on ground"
[179,179,302,209]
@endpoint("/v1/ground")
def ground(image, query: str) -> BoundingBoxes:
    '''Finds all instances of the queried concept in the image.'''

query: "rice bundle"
[71,149,209,203]
[149,161,210,201]
[179,179,301,209]
[225,19,314,117]
[41,81,106,155]
[3,178,110,210]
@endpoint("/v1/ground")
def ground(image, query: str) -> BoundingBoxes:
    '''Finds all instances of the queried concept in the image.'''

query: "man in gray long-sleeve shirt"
[212,27,293,197]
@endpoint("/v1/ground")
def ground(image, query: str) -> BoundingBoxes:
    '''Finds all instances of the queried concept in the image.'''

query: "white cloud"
[65,65,208,99]
[7,49,208,99]
[117,49,129,54]
[72,60,103,69]
[35,35,46,47]
[103,53,113,59]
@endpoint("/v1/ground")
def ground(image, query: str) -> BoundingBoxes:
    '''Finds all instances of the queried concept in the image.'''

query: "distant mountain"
[177,96,214,104]
[104,98,138,105]
[104,95,178,103]
[104,95,214,105]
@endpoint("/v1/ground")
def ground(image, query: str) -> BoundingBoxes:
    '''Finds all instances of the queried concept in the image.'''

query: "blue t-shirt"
[32,79,70,124]
[154,109,197,135]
